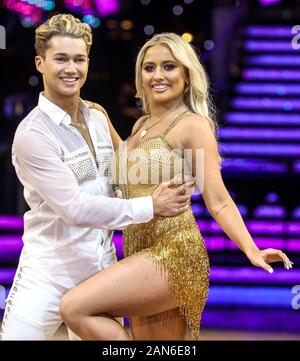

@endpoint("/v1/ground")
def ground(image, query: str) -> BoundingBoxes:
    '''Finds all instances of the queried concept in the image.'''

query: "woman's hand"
[246,248,293,273]
[84,100,104,112]
[83,100,122,148]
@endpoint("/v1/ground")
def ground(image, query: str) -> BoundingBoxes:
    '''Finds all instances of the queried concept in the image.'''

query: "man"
[0,14,190,340]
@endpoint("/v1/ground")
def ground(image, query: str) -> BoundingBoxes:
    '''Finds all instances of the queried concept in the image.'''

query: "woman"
[60,33,293,340]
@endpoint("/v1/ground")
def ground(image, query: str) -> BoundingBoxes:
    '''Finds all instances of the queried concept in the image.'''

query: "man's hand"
[152,181,195,217]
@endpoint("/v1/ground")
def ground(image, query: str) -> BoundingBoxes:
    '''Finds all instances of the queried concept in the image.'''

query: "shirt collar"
[38,92,91,126]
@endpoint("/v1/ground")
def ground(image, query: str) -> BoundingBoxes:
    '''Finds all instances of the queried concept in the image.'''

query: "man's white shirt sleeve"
[13,129,153,230]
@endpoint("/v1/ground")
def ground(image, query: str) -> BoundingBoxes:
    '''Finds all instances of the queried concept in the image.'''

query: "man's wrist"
[151,195,157,216]
[130,196,154,223]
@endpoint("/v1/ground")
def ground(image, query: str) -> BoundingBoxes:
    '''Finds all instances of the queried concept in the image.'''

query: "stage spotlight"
[28,76,39,87]
[121,20,134,30]
[182,33,194,43]
[204,40,215,50]
[173,5,183,16]
[144,25,154,35]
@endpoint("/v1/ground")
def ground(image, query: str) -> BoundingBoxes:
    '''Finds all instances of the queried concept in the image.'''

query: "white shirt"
[12,93,153,287]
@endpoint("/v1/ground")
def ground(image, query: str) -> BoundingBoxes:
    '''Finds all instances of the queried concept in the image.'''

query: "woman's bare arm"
[182,114,293,272]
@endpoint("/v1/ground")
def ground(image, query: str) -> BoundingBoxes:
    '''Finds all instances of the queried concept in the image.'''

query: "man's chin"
[57,88,81,97]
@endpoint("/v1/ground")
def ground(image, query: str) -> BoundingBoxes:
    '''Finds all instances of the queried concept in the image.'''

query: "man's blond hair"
[35,13,92,57]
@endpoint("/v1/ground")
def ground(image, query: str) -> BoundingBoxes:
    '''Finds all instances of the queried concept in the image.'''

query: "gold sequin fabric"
[113,122,210,340]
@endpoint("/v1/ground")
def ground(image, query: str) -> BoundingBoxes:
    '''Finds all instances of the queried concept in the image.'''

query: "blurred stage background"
[0,0,300,339]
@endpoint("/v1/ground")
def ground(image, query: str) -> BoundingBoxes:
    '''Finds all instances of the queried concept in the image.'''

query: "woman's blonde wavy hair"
[35,14,93,57]
[135,32,218,136]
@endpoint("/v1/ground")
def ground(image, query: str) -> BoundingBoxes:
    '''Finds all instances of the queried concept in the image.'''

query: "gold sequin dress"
[113,112,210,340]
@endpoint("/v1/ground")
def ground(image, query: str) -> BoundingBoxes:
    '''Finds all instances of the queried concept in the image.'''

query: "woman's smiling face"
[141,44,187,109]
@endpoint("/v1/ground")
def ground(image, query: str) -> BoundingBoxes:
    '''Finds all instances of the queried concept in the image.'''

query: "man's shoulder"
[15,105,49,138]
[13,106,51,149]
[16,106,40,132]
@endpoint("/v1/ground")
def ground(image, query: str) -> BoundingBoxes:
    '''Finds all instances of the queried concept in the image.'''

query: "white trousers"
[1,265,85,340]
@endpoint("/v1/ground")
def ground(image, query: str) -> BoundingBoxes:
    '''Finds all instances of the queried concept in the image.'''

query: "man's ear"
[35,55,44,74]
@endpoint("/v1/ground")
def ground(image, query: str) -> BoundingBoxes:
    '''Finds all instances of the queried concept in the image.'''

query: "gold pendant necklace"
[140,129,147,138]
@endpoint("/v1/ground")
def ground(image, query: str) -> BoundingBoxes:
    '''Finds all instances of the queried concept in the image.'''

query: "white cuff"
[129,196,153,224]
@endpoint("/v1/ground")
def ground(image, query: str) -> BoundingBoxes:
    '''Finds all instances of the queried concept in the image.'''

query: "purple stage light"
[94,0,120,16]
[225,112,300,125]
[246,220,284,235]
[202,309,300,333]
[102,232,300,255]
[207,285,293,308]
[64,0,96,17]
[245,55,300,66]
[2,264,300,287]
[288,238,300,251]
[220,236,299,252]
[246,25,294,37]
[245,40,296,52]
[0,268,16,285]
[221,158,287,173]
[0,215,23,230]
[219,127,300,141]
[235,83,300,95]
[294,160,300,173]
[259,0,283,7]
[1,220,299,263]
[237,204,248,217]
[203,236,229,250]
[197,220,222,233]
[243,69,300,80]
[288,222,300,234]
[253,205,286,219]
[191,204,207,217]
[210,266,300,284]
[265,192,279,203]
[112,232,300,255]
[0,235,23,256]
[292,207,300,219]
[252,237,286,250]
[231,97,300,111]
[197,223,300,251]
[112,233,124,259]
[219,143,300,157]
[3,0,53,27]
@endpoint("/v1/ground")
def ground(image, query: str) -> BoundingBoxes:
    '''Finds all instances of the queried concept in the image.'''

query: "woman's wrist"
[244,245,260,259]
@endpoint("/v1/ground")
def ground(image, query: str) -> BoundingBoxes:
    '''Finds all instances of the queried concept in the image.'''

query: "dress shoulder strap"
[162,110,192,137]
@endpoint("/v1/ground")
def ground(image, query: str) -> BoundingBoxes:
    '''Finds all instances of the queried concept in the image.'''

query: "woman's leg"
[59,252,183,340]
[130,308,186,340]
